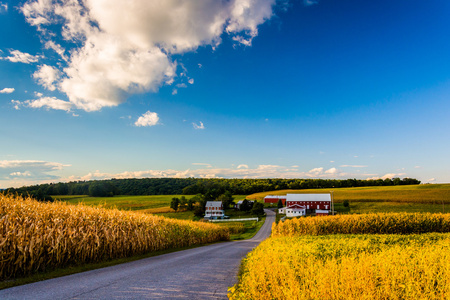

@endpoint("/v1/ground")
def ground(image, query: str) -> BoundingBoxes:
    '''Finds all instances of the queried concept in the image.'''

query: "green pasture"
[53,195,192,211]
[54,194,248,215]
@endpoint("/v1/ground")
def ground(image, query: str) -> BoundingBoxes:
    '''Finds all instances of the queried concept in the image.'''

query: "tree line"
[4,177,421,201]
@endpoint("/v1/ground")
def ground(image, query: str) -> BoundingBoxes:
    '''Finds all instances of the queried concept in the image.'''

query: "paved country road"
[0,209,276,300]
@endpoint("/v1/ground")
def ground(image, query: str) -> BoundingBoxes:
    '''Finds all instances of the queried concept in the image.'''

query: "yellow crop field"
[229,234,450,299]
[0,194,229,280]
[272,213,450,236]
[247,184,450,204]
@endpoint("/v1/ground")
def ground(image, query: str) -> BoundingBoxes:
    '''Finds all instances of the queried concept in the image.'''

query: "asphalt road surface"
[0,209,276,300]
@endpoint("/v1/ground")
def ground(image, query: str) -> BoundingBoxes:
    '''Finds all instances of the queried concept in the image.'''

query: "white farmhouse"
[204,201,224,219]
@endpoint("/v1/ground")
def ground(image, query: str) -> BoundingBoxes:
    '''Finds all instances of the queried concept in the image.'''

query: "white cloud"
[304,0,319,6]
[428,178,436,182]
[66,164,357,182]
[11,100,21,110]
[237,164,249,169]
[10,171,32,177]
[366,173,407,180]
[20,0,279,111]
[25,97,73,112]
[0,160,70,182]
[188,78,194,84]
[0,88,14,94]
[0,50,41,63]
[325,167,338,175]
[0,3,7,13]
[135,111,159,127]
[45,40,68,61]
[193,121,205,130]
[33,64,61,91]
[12,97,73,112]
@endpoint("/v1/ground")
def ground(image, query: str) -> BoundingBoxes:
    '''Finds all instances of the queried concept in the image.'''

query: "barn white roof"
[286,193,331,202]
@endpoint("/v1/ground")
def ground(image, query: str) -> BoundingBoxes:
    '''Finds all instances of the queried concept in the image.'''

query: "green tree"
[170,197,180,211]
[277,199,283,209]
[192,194,207,217]
[251,201,265,216]
[239,199,253,212]
[217,191,234,210]
[187,198,196,211]
[179,196,187,210]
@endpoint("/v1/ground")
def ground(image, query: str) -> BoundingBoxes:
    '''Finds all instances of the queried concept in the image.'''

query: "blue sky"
[1,0,449,188]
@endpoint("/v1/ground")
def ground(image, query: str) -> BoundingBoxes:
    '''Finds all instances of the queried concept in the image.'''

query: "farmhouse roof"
[288,203,306,209]
[286,193,331,202]
[205,201,223,208]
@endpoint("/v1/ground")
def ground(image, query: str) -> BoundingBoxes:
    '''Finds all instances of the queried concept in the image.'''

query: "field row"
[229,233,450,299]
[272,212,450,236]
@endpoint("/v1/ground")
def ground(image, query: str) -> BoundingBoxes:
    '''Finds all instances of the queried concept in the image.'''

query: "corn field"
[272,213,450,236]
[0,194,229,280]
[216,222,246,234]
[228,234,450,299]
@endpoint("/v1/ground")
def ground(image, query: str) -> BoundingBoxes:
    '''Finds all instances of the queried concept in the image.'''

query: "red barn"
[264,195,286,205]
[286,193,331,214]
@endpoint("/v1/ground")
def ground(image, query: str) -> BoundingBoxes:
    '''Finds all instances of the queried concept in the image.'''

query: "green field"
[54,194,190,211]
[54,194,248,214]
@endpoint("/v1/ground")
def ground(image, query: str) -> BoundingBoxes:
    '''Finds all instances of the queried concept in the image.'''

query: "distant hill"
[3,177,421,200]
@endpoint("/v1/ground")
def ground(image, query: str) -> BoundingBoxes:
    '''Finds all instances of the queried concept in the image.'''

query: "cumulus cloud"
[135,111,159,127]
[20,0,279,111]
[45,40,68,61]
[66,164,355,182]
[0,50,41,63]
[0,160,70,182]
[366,173,407,180]
[193,121,205,130]
[33,65,61,91]
[0,88,14,94]
[12,97,73,112]
[0,3,7,13]
[26,97,73,112]
[304,0,319,6]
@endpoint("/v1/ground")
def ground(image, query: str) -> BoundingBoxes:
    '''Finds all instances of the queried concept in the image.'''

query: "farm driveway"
[0,209,275,299]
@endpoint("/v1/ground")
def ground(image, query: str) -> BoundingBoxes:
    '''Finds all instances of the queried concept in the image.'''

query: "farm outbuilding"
[264,195,286,205]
